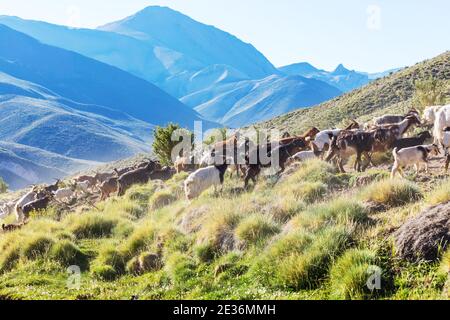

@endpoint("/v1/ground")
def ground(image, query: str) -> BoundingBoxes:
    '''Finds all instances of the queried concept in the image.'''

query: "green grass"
[0,153,449,300]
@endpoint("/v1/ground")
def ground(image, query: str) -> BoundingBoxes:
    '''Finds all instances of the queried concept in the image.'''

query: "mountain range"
[0,6,401,189]
[0,6,388,128]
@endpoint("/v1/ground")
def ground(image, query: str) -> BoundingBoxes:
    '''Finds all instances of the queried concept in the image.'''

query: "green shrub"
[0,177,8,193]
[360,179,423,207]
[22,235,55,260]
[69,213,118,239]
[235,214,279,246]
[329,249,381,300]
[50,240,87,269]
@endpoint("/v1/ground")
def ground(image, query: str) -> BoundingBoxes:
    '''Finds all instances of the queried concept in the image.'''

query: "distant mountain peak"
[332,64,351,75]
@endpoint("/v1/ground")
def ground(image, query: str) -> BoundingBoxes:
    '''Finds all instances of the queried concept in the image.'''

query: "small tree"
[203,128,228,146]
[0,177,8,194]
[152,123,193,166]
[413,78,448,112]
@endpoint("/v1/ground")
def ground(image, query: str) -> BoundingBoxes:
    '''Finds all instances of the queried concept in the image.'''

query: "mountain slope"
[0,24,211,129]
[261,51,450,133]
[182,75,342,127]
[279,62,371,92]
[0,7,277,98]
[98,6,278,80]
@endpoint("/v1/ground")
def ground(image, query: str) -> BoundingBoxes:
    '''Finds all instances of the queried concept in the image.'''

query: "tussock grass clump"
[165,253,196,285]
[360,179,423,208]
[440,250,450,274]
[287,160,346,187]
[50,240,87,269]
[126,182,161,204]
[91,245,126,280]
[91,265,117,281]
[120,223,156,259]
[296,182,328,204]
[197,209,243,254]
[0,244,21,273]
[426,179,450,206]
[149,190,178,210]
[22,235,55,260]
[68,213,118,239]
[277,226,352,289]
[235,214,279,246]
[265,194,306,223]
[329,248,381,300]
[288,199,368,233]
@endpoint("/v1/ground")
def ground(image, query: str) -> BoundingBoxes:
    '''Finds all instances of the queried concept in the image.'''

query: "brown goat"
[117,162,159,196]
[326,130,378,173]
[100,177,118,201]
[278,127,320,146]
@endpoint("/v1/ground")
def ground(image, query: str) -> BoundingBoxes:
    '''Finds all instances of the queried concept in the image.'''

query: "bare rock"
[394,202,450,262]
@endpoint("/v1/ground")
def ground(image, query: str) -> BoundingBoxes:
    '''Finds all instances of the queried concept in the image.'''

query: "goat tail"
[393,147,399,160]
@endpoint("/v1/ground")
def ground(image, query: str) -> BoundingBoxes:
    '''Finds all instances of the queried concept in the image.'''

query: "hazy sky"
[0,0,448,72]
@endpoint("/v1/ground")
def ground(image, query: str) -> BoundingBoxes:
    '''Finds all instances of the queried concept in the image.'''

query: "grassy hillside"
[258,51,450,134]
[1,159,450,300]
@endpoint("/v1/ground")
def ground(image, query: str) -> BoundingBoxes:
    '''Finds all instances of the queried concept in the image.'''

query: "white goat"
[0,201,15,219]
[423,106,442,125]
[391,144,440,178]
[184,164,228,200]
[15,188,39,222]
[54,188,75,202]
[314,129,341,152]
[434,105,450,145]
[290,142,321,163]
[76,180,91,194]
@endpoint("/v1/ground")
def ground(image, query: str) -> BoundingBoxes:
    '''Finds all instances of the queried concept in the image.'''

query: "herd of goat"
[1,104,450,230]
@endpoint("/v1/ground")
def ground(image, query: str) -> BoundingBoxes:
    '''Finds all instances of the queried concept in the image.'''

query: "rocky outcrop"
[394,202,450,262]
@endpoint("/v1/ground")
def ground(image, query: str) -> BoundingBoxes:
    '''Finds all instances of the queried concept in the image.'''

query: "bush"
[426,179,450,206]
[153,123,193,166]
[0,177,8,193]
[50,240,87,269]
[22,235,55,260]
[149,190,178,210]
[235,214,279,246]
[329,249,381,300]
[68,213,118,239]
[360,179,423,207]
